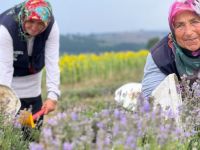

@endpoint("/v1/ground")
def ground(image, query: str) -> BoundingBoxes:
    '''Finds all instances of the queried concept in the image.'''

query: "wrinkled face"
[24,20,46,36]
[174,10,200,51]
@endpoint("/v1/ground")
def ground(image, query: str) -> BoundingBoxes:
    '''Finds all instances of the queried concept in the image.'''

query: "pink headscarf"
[23,0,52,27]
[168,0,200,31]
[18,0,52,38]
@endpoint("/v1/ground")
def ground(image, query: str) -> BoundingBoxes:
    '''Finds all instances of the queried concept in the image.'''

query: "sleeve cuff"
[47,91,59,101]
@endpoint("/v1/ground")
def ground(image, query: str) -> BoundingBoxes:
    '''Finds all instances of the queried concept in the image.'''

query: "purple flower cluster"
[179,76,200,133]
[28,76,200,149]
[29,98,193,149]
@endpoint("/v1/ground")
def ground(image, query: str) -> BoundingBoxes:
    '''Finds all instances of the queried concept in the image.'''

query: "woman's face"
[24,20,46,36]
[174,11,200,51]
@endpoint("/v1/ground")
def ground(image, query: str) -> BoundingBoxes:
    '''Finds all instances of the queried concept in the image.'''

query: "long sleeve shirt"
[0,21,60,100]
[141,53,166,98]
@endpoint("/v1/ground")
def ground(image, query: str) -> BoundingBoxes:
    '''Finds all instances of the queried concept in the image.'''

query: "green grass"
[0,115,29,150]
[56,67,144,116]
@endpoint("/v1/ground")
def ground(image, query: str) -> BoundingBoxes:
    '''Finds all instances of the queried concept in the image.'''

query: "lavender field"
[1,51,200,150]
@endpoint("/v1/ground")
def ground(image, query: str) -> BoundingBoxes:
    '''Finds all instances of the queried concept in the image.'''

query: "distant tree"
[59,34,146,54]
[146,37,160,50]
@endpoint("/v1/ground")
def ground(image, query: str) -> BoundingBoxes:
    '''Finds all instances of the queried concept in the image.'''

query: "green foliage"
[146,37,160,49]
[60,34,145,54]
[0,115,29,150]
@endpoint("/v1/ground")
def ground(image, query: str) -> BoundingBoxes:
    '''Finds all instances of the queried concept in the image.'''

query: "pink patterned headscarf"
[168,0,200,31]
[23,0,52,27]
[18,0,52,38]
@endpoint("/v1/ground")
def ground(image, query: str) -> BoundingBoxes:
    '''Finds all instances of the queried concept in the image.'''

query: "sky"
[0,0,174,34]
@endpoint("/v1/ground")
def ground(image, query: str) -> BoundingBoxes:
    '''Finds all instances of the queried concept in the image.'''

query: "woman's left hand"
[41,99,57,115]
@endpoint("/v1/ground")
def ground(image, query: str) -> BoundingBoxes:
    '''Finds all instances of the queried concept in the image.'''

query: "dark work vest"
[0,4,54,76]
[150,35,180,79]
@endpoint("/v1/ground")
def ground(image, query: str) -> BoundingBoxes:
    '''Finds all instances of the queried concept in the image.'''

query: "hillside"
[60,30,168,54]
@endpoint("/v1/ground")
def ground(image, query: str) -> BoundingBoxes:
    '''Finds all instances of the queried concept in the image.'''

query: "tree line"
[59,34,160,54]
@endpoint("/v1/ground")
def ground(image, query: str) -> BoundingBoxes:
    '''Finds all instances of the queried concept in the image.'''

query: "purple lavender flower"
[47,118,58,126]
[29,143,44,150]
[63,142,73,150]
[194,89,200,97]
[137,120,143,137]
[102,109,110,117]
[104,135,111,145]
[130,143,136,149]
[12,117,21,128]
[176,84,182,94]
[56,112,67,120]
[113,124,119,136]
[159,126,166,133]
[143,100,150,112]
[137,121,142,130]
[120,115,127,126]
[125,135,135,146]
[42,127,52,138]
[71,112,78,121]
[97,122,104,129]
[173,128,183,140]
[114,109,120,118]
[184,131,191,138]
[165,108,176,119]
[151,111,156,120]
[191,82,198,91]
[52,138,60,147]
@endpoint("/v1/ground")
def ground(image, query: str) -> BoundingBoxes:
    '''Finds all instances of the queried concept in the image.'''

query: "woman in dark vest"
[142,0,200,97]
[0,0,60,127]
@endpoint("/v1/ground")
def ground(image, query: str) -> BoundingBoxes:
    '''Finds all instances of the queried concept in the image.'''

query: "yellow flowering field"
[59,50,149,83]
